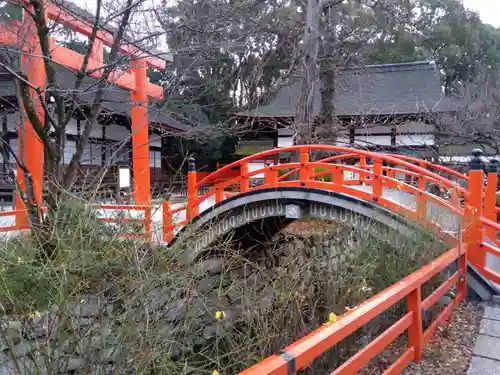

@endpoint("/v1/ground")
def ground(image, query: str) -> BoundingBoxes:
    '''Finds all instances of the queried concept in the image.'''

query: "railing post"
[359,156,366,185]
[407,287,424,361]
[333,164,344,185]
[450,185,460,208]
[265,162,277,186]
[485,159,498,239]
[187,156,198,220]
[372,158,383,201]
[465,149,485,269]
[215,184,224,203]
[417,162,427,221]
[240,161,249,193]
[458,243,468,299]
[299,147,310,182]
[162,199,173,243]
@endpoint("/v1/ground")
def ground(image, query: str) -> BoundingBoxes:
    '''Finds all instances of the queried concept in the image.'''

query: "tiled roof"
[0,68,190,131]
[238,61,458,118]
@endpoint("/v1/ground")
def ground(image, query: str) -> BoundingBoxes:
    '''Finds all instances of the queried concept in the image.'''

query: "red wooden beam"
[0,23,164,99]
[14,7,45,228]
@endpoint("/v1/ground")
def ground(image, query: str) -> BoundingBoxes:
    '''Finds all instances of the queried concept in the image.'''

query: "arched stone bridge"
[163,145,500,295]
[174,187,418,263]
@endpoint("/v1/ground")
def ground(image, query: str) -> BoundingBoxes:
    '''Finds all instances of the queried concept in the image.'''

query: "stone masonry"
[467,303,500,375]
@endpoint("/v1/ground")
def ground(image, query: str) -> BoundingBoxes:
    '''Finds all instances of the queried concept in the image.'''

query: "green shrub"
[314,167,333,182]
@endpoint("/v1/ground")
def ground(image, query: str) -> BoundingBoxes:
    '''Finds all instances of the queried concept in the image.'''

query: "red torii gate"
[0,0,168,226]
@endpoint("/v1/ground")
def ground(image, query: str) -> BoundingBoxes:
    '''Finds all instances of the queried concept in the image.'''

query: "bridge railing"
[236,149,498,374]
[0,209,30,232]
[94,204,152,240]
[164,147,481,227]
[171,146,471,239]
[239,150,500,374]
[239,245,465,375]
[0,204,152,240]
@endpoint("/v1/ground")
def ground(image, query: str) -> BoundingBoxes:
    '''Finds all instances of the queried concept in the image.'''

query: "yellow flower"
[30,311,41,319]
[215,311,226,320]
[328,312,337,323]
[212,371,220,375]
[323,312,337,327]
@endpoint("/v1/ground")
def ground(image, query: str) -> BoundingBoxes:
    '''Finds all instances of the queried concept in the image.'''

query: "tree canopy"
[158,0,500,125]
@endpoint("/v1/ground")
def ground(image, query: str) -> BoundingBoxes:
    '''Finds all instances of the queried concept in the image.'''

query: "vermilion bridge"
[157,145,500,375]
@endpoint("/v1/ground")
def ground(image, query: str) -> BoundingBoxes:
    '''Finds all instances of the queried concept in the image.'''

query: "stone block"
[99,345,123,363]
[12,341,36,357]
[197,276,219,294]
[473,334,500,360]
[144,287,175,313]
[65,357,86,372]
[195,258,225,276]
[480,318,500,338]
[467,356,500,375]
[163,299,188,322]
[74,297,108,318]
[483,306,500,321]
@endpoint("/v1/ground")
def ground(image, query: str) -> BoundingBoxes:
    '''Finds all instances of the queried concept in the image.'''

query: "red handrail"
[168,159,468,236]
[196,146,464,189]
[177,146,474,230]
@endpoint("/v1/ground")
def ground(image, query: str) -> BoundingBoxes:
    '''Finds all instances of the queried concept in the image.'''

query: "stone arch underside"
[174,187,420,263]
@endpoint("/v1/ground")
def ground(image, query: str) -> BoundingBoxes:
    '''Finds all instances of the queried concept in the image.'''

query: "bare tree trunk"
[316,4,338,143]
[294,0,321,145]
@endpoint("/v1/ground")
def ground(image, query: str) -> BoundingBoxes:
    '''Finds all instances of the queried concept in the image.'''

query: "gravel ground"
[403,301,482,374]
[359,301,482,374]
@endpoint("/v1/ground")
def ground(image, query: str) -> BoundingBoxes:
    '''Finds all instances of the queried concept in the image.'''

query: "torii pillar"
[15,8,45,227]
[130,58,151,205]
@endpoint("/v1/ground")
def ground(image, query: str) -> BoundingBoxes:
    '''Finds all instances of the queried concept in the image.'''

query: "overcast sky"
[462,0,500,27]
[72,0,500,31]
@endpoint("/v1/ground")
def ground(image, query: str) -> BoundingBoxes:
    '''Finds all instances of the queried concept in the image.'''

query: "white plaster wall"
[277,128,294,136]
[248,161,265,179]
[335,136,350,146]
[396,134,435,146]
[277,136,293,148]
[354,135,392,147]
[397,121,434,133]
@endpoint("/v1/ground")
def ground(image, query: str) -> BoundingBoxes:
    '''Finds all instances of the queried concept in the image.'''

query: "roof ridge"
[364,61,435,69]
[340,61,437,74]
